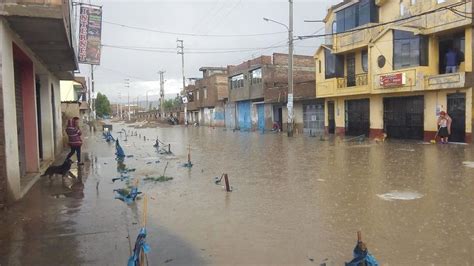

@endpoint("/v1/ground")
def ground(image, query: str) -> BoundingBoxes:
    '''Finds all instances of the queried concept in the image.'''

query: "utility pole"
[177,39,187,125]
[287,0,294,137]
[263,1,294,136]
[91,65,96,120]
[159,70,165,118]
[125,78,130,120]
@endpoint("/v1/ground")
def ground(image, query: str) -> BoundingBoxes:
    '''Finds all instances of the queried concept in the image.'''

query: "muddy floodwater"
[1,123,473,265]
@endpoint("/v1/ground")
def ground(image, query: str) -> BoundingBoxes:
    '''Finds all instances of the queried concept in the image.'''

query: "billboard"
[78,6,102,65]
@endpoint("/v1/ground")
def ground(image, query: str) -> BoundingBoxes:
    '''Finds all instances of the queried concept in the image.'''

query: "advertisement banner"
[78,6,102,65]
[379,73,406,87]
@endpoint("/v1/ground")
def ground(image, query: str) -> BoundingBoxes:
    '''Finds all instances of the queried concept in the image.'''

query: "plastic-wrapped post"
[224,174,231,192]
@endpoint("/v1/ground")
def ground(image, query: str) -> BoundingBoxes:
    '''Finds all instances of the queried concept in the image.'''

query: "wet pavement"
[1,122,474,265]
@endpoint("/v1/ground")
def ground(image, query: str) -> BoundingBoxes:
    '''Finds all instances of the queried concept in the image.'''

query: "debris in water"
[164,259,173,263]
[143,175,173,182]
[462,161,474,168]
[397,148,415,152]
[377,191,424,201]
[317,179,325,182]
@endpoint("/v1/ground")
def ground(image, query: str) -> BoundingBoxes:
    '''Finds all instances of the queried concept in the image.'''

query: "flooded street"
[1,123,474,265]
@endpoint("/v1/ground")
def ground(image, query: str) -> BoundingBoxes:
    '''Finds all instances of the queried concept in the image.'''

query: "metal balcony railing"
[336,73,368,88]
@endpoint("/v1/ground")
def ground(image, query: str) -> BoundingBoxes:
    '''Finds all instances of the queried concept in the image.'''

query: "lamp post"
[263,0,294,137]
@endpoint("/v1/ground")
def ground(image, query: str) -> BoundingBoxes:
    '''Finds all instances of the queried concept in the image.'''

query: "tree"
[95,92,112,117]
[162,99,175,111]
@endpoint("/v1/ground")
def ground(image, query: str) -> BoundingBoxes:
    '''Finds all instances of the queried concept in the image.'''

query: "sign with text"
[379,73,406,87]
[78,7,102,65]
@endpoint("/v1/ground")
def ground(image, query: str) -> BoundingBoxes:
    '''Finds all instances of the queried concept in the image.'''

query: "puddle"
[377,191,424,201]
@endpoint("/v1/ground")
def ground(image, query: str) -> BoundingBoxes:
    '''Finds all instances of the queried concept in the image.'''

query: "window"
[318,60,322,74]
[197,91,200,100]
[230,74,244,89]
[400,1,405,16]
[335,0,378,33]
[393,30,429,69]
[324,48,344,79]
[250,68,262,85]
[204,88,207,99]
[361,50,368,72]
[332,21,337,34]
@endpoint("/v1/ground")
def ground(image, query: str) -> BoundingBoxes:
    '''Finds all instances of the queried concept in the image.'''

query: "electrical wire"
[103,20,286,37]
[102,43,288,54]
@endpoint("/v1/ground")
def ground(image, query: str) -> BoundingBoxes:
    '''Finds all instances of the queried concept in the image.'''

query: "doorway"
[383,96,424,140]
[447,93,466,142]
[345,99,370,136]
[14,62,26,178]
[327,101,335,134]
[346,53,356,87]
[36,77,43,160]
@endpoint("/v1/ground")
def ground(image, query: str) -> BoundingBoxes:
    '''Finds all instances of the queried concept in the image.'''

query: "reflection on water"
[1,124,473,265]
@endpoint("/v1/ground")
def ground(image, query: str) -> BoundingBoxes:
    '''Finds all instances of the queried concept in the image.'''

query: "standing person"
[66,117,84,165]
[445,48,458,73]
[437,111,452,144]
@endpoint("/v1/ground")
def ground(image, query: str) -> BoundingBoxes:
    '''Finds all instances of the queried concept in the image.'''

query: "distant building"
[0,0,77,204]
[60,77,90,123]
[227,53,318,133]
[186,67,228,126]
[315,0,473,142]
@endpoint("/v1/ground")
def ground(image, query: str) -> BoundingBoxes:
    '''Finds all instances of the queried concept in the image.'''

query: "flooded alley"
[1,123,473,265]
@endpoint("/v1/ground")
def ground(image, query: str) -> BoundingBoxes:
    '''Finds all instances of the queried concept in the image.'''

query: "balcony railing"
[336,73,368,89]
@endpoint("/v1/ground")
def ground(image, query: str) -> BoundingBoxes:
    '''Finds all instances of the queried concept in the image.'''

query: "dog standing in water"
[42,159,76,187]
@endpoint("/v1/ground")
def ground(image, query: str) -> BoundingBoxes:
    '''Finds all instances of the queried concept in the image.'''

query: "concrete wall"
[281,102,304,133]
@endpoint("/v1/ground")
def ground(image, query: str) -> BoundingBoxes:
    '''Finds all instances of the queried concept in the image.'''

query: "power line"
[102,43,288,54]
[297,1,467,40]
[97,66,156,82]
[103,20,286,37]
[205,0,243,35]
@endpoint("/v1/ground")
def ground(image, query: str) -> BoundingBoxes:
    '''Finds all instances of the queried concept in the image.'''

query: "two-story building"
[315,0,473,143]
[0,0,78,204]
[227,53,318,133]
[187,67,228,126]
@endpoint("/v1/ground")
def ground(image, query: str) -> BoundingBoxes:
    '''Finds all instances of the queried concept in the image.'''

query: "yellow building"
[315,0,473,143]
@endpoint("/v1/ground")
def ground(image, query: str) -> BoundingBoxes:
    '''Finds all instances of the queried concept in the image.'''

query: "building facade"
[315,0,473,142]
[0,0,77,204]
[186,67,228,127]
[227,53,318,133]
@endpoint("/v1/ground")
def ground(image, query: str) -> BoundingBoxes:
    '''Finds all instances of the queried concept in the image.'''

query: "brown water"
[1,123,473,265]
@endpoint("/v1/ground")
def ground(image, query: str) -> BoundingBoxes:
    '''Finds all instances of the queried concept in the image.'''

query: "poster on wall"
[78,6,102,65]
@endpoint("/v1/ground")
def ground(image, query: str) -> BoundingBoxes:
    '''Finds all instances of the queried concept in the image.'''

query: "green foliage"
[95,92,112,117]
[161,94,183,111]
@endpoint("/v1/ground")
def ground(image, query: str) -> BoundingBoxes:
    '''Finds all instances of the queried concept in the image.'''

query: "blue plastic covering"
[103,131,115,142]
[115,140,125,158]
[257,104,265,131]
[127,227,150,266]
[345,241,379,266]
[237,101,251,131]
[114,186,141,204]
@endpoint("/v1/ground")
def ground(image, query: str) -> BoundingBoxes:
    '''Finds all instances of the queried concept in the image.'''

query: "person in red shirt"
[65,117,84,165]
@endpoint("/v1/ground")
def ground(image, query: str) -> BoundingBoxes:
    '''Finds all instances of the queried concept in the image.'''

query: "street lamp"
[263,0,294,137]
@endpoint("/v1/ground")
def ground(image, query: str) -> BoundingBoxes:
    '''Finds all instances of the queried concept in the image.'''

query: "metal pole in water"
[224,173,231,192]
[168,144,171,154]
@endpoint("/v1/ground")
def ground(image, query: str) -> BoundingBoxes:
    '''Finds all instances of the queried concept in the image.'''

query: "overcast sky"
[77,0,339,102]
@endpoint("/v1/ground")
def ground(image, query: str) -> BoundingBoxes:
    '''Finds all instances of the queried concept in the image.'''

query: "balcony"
[0,0,78,79]
[333,26,382,54]
[316,73,369,98]
[398,0,472,35]
[424,72,470,91]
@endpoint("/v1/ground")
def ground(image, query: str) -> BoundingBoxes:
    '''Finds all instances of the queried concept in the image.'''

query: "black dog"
[42,159,76,181]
